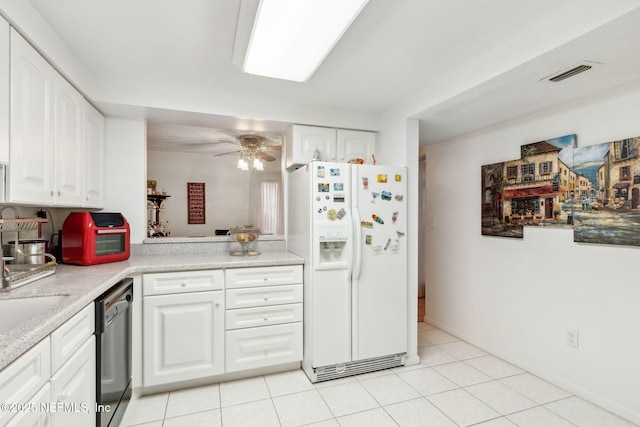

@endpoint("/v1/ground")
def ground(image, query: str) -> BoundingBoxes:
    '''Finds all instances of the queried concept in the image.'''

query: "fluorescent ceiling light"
[241,0,369,82]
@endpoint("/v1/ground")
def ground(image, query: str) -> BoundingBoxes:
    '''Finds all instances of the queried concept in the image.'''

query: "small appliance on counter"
[228,226,260,256]
[62,212,130,265]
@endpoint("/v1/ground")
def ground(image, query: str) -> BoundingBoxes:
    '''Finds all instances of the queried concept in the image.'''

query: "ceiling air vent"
[547,64,593,82]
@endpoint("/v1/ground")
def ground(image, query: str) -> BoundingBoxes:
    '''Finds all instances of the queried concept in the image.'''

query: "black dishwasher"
[95,278,133,427]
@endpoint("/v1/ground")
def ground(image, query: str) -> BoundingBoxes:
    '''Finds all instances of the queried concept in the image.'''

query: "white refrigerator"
[288,161,407,382]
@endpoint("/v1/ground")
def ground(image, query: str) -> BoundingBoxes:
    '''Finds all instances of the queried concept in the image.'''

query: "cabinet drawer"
[226,284,302,309]
[0,338,51,426]
[51,303,94,373]
[226,322,302,373]
[225,265,302,289]
[143,270,224,296]
[226,303,302,330]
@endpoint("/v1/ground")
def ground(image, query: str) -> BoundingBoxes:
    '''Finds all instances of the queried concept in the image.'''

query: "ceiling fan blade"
[214,150,241,157]
[259,145,282,151]
[256,151,277,162]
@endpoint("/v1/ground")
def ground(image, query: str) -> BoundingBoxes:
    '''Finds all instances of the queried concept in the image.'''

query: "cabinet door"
[54,75,85,206]
[0,16,9,164]
[84,102,105,208]
[143,291,224,387]
[50,336,95,427]
[336,129,376,163]
[286,125,336,168]
[9,28,55,204]
[6,382,51,427]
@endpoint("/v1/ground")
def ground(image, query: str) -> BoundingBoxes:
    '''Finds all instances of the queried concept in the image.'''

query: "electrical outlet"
[566,328,579,348]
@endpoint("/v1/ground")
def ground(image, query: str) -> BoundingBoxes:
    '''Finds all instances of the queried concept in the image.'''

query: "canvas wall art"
[482,133,640,247]
[481,134,576,238]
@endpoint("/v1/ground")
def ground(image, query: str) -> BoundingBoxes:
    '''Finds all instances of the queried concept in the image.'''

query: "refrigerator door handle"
[352,207,362,280]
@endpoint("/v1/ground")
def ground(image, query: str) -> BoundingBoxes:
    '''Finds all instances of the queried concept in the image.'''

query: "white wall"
[147,150,281,237]
[423,80,640,424]
[104,117,147,243]
[378,112,420,366]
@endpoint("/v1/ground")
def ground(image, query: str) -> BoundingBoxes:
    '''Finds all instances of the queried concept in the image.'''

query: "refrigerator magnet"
[384,238,392,250]
[396,230,405,238]
[327,209,338,221]
[319,183,330,192]
[394,194,404,201]
[381,191,392,201]
[372,245,384,255]
[395,174,402,182]
[317,166,325,177]
[371,192,380,202]
[392,211,398,224]
[337,208,347,219]
[365,235,372,245]
[362,177,369,189]
[330,168,340,176]
[334,183,344,191]
[372,214,384,224]
[334,196,345,203]
[361,220,374,228]
[377,174,387,183]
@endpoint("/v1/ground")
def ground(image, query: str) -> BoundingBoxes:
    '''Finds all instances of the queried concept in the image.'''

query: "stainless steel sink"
[0,295,68,334]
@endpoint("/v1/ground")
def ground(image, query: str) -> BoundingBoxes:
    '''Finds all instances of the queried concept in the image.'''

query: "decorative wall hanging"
[482,134,640,247]
[187,182,206,224]
[573,137,640,246]
[482,134,576,238]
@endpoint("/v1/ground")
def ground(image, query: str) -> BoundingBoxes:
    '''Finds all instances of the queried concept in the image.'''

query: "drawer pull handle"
[264,295,269,301]
[263,315,268,321]
[263,276,268,281]
[181,283,186,287]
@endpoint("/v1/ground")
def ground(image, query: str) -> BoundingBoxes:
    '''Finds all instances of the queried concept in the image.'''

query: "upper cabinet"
[0,16,9,164]
[8,28,105,208]
[285,124,376,170]
[9,27,56,204]
[84,102,106,208]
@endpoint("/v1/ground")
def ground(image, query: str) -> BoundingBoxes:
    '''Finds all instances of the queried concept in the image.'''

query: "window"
[511,197,540,215]
[614,139,634,160]
[506,166,517,180]
[260,181,280,234]
[620,166,631,181]
[539,161,552,174]
[521,163,535,182]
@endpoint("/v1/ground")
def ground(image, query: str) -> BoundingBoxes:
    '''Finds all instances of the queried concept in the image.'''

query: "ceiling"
[22,0,640,147]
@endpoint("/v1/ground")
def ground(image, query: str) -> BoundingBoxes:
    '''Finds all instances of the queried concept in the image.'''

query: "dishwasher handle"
[105,298,131,327]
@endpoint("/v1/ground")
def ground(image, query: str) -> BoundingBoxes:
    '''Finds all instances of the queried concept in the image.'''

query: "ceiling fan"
[214,134,281,170]
[214,135,280,161]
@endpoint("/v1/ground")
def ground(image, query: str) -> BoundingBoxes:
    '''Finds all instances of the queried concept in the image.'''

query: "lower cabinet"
[143,291,224,387]
[142,270,225,388]
[0,303,95,427]
[141,265,303,389]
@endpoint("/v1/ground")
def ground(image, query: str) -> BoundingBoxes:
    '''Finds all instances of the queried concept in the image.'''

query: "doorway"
[418,154,426,321]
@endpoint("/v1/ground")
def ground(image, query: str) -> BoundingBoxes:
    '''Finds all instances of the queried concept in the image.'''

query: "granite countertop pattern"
[0,251,303,371]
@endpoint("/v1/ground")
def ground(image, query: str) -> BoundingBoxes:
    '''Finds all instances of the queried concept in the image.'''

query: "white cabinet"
[0,338,51,426]
[225,266,303,373]
[9,27,56,204]
[9,28,106,208]
[0,303,95,427]
[54,74,85,206]
[0,16,9,165]
[50,337,95,427]
[84,102,106,208]
[336,129,376,163]
[285,125,376,169]
[142,271,225,387]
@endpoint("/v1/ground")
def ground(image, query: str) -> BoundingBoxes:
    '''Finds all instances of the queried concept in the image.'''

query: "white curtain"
[260,181,280,234]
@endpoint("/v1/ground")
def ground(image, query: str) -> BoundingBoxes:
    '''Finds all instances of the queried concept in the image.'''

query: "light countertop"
[0,251,303,371]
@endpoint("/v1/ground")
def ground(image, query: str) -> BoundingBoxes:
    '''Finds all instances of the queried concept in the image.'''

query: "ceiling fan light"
[253,158,264,170]
[238,158,249,170]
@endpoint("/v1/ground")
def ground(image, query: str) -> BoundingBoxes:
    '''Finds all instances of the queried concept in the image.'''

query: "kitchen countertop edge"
[0,251,304,371]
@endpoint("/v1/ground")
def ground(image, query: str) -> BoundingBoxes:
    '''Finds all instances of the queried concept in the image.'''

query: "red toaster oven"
[62,212,130,265]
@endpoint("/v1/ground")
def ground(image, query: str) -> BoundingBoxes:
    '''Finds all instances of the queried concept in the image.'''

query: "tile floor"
[121,323,638,427]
